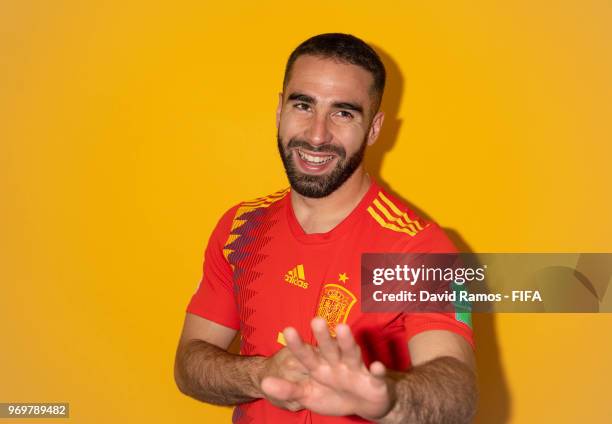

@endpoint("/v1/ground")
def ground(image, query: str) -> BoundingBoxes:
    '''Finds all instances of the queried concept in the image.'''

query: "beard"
[277,133,367,199]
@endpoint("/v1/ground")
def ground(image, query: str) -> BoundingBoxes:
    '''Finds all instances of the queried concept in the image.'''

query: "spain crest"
[316,283,357,336]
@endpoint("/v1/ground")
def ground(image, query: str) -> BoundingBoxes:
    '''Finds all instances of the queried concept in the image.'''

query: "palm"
[295,363,390,417]
[261,318,395,420]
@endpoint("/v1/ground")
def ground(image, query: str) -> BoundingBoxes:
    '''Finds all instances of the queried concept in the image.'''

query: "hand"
[258,347,309,411]
[260,318,397,420]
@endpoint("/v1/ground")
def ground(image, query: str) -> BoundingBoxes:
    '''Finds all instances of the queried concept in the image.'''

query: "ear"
[366,111,385,146]
[276,92,283,129]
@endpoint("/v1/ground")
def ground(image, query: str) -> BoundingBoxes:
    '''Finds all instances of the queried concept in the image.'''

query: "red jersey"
[187,179,473,423]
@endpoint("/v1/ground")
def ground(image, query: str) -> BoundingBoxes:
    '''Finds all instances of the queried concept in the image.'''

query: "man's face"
[276,55,384,198]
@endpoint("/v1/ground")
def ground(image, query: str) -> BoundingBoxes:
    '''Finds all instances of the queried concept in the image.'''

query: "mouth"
[294,149,337,174]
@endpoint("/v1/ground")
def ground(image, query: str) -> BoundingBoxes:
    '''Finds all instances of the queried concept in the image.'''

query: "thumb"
[369,361,388,386]
[261,376,305,401]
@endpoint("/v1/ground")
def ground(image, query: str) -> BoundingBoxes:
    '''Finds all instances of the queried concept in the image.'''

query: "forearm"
[174,339,266,406]
[377,356,478,424]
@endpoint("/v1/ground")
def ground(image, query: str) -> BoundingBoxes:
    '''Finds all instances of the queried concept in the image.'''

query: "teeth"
[297,150,334,165]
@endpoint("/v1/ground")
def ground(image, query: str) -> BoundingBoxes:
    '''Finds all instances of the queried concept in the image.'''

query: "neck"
[290,167,372,234]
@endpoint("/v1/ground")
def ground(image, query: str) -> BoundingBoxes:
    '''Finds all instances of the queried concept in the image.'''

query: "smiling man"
[174,33,478,423]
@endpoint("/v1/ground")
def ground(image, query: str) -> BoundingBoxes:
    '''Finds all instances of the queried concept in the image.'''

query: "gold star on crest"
[338,272,349,283]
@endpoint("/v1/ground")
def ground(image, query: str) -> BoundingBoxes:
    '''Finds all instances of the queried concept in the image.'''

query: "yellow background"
[2,1,611,423]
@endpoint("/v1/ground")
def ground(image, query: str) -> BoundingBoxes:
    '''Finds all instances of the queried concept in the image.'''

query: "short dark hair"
[283,33,386,111]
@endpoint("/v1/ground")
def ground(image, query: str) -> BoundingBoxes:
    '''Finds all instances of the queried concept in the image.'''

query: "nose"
[305,111,332,146]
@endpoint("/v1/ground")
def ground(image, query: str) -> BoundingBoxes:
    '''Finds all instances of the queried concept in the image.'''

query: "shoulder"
[365,185,458,253]
[235,187,291,213]
[214,187,291,233]
[206,187,290,255]
[364,187,429,237]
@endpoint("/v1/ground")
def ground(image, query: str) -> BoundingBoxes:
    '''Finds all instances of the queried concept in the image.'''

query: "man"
[174,33,477,423]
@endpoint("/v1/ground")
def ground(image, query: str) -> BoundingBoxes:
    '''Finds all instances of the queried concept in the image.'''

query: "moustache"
[286,138,346,158]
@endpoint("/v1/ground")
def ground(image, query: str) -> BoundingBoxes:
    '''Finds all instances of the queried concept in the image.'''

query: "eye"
[294,102,311,111]
[335,110,354,120]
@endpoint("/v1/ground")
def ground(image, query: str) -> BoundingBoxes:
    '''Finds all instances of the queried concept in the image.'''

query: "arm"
[261,318,478,423]
[174,313,264,405]
[174,205,270,405]
[377,330,477,424]
[174,313,308,408]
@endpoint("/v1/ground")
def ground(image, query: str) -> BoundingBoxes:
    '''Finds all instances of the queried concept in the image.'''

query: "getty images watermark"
[361,253,612,313]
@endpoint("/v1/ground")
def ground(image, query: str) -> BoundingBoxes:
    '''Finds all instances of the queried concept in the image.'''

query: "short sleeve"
[403,312,474,349]
[402,223,475,349]
[186,205,241,330]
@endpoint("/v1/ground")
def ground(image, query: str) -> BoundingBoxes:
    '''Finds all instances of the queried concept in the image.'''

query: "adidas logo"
[284,264,309,289]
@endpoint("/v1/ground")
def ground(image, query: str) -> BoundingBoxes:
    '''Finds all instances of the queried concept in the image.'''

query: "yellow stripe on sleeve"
[367,206,417,236]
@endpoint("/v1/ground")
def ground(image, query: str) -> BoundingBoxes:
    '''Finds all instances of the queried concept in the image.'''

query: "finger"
[368,361,388,386]
[261,376,305,402]
[335,323,363,369]
[311,317,340,364]
[283,327,320,370]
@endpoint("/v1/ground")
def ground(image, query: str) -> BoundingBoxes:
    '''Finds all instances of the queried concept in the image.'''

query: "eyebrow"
[287,92,364,115]
[287,93,315,103]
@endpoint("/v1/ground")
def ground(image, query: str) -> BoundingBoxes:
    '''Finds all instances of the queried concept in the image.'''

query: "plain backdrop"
[1,1,611,423]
